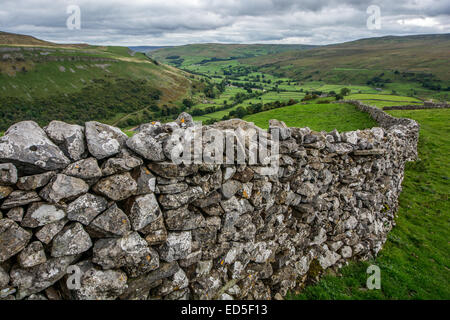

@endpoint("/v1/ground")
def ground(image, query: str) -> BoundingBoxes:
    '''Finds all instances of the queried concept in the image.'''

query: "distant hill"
[129,46,172,53]
[149,43,317,67]
[0,32,201,131]
[243,34,450,83]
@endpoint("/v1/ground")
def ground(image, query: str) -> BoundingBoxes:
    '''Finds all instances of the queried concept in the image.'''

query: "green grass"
[243,103,378,131]
[290,108,450,300]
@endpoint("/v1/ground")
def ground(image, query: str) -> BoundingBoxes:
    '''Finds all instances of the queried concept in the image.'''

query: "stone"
[126,131,165,161]
[221,180,242,199]
[158,231,192,262]
[126,193,162,231]
[158,186,203,210]
[176,112,194,128]
[21,202,66,228]
[18,241,46,268]
[341,131,358,145]
[0,185,13,200]
[85,121,128,159]
[352,149,385,156]
[62,157,102,180]
[119,261,179,300]
[92,232,153,270]
[44,120,86,161]
[318,248,341,269]
[0,266,9,288]
[131,166,156,195]
[35,219,68,245]
[142,216,167,246]
[93,172,137,201]
[10,255,77,299]
[192,191,222,208]
[51,223,92,257]
[0,219,32,263]
[90,204,131,237]
[164,205,205,231]
[157,182,188,194]
[147,162,198,179]
[340,246,352,258]
[67,193,108,225]
[222,167,236,181]
[0,121,70,174]
[1,190,41,209]
[0,163,18,185]
[101,155,143,176]
[6,207,24,222]
[16,171,56,190]
[40,174,89,203]
[154,268,189,296]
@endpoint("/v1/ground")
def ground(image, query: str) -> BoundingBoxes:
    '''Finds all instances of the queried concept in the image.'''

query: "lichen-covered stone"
[35,218,68,245]
[16,171,56,191]
[62,157,102,180]
[21,202,66,228]
[126,131,165,161]
[158,231,192,262]
[1,190,41,209]
[0,163,18,185]
[158,186,203,209]
[67,193,108,225]
[39,174,89,203]
[44,120,86,161]
[126,193,162,231]
[92,172,137,201]
[0,219,32,263]
[6,206,24,222]
[18,241,46,268]
[0,121,70,174]
[51,222,92,257]
[164,205,205,231]
[90,204,131,237]
[101,155,143,176]
[85,121,128,159]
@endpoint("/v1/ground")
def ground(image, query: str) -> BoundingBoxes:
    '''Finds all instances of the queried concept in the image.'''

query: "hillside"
[0,32,202,131]
[149,43,317,68]
[243,34,450,87]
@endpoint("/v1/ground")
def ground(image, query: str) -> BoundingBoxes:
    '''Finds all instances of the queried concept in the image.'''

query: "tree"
[182,98,194,109]
[340,88,351,96]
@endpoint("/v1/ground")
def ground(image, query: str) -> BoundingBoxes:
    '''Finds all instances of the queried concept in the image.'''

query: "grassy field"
[243,103,377,131]
[289,108,450,299]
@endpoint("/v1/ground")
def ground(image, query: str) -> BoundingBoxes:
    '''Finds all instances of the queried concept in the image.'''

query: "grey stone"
[0,266,9,288]
[158,186,203,210]
[0,219,31,263]
[158,231,192,262]
[164,205,205,231]
[176,112,194,128]
[85,121,128,159]
[101,155,143,176]
[35,219,68,245]
[221,180,242,199]
[71,261,128,300]
[1,190,41,209]
[21,202,66,228]
[44,120,86,161]
[63,157,102,180]
[51,223,92,257]
[67,193,108,225]
[157,182,188,194]
[0,185,13,200]
[126,193,162,231]
[6,207,24,222]
[142,216,167,246]
[147,162,198,179]
[92,232,153,270]
[93,172,137,201]
[18,241,46,268]
[0,163,18,185]
[0,121,70,174]
[90,204,131,237]
[10,255,77,299]
[126,131,165,161]
[40,174,89,203]
[131,166,156,195]
[16,171,56,190]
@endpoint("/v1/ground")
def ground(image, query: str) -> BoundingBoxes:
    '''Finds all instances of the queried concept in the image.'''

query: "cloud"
[0,0,448,45]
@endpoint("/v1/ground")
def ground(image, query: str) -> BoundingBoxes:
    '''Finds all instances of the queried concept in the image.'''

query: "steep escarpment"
[0,104,418,300]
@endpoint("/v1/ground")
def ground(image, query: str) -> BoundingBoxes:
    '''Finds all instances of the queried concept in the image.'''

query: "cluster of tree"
[222,98,298,120]
[0,78,161,131]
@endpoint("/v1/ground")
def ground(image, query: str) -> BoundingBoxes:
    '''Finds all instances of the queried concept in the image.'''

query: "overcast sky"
[0,0,449,46]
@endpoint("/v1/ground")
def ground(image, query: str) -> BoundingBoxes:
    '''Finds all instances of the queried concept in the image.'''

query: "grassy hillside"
[150,43,316,68]
[289,108,450,299]
[0,32,201,130]
[243,34,450,100]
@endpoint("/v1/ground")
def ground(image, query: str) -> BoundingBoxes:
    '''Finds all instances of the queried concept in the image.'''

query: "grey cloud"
[0,0,448,45]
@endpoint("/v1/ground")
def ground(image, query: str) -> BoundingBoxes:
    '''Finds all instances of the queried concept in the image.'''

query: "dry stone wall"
[0,103,419,300]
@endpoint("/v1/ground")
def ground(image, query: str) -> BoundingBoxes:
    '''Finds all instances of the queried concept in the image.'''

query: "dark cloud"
[0,0,448,45]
